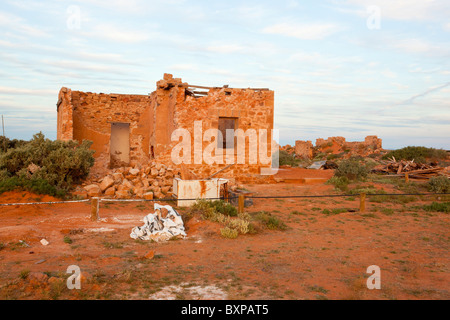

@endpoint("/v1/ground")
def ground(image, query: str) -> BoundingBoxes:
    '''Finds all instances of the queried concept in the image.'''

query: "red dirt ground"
[0,169,449,300]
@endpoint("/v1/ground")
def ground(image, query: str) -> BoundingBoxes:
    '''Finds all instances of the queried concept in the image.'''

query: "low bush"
[382,146,447,164]
[334,159,368,181]
[326,176,349,191]
[0,132,95,197]
[210,200,238,217]
[252,211,287,230]
[220,227,239,239]
[278,150,301,167]
[428,176,450,193]
[187,200,251,238]
[422,202,450,213]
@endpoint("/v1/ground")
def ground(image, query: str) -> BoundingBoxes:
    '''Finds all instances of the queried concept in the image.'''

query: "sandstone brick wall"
[56,87,74,141]
[294,140,313,159]
[57,89,154,173]
[294,135,383,159]
[153,75,275,183]
[57,74,275,183]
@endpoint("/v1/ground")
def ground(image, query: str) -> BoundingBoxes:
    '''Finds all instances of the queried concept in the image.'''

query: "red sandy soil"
[0,170,449,300]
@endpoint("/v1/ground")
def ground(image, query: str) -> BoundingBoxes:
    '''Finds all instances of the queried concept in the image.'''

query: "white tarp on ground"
[130,203,187,242]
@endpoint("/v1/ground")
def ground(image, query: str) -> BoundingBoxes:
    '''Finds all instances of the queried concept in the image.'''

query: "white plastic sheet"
[130,203,187,242]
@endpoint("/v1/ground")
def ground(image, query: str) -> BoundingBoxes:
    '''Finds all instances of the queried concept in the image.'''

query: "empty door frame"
[110,122,130,167]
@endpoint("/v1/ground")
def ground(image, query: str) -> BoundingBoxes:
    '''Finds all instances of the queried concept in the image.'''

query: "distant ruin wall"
[295,140,313,159]
[294,135,383,159]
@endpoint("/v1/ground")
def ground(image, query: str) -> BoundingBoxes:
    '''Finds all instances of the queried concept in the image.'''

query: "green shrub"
[19,269,30,280]
[422,202,450,213]
[0,132,95,197]
[0,175,65,197]
[210,200,238,217]
[253,211,287,230]
[63,236,73,244]
[348,185,382,195]
[278,150,300,166]
[187,199,250,238]
[326,176,349,191]
[0,136,27,153]
[334,159,368,181]
[220,227,239,239]
[382,146,447,164]
[186,199,216,220]
[428,176,450,193]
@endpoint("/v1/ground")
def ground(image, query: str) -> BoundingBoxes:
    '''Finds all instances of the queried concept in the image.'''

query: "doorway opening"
[110,122,130,168]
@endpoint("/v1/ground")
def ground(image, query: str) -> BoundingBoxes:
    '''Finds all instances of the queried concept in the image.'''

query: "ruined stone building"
[57,74,275,183]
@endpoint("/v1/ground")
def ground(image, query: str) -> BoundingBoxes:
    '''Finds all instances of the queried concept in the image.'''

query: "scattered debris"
[371,157,448,179]
[19,240,30,247]
[148,282,228,300]
[35,259,46,265]
[40,239,49,246]
[143,250,155,260]
[130,203,186,242]
[84,228,115,233]
[307,160,327,169]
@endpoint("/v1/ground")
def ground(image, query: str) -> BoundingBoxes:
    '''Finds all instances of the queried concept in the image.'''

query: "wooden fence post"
[91,197,99,221]
[238,194,245,214]
[360,193,366,213]
[405,173,409,183]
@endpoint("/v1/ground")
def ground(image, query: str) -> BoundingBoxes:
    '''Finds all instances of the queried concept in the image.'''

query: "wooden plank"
[206,163,236,180]
[238,194,245,214]
[360,193,366,213]
[187,84,215,90]
[90,197,99,221]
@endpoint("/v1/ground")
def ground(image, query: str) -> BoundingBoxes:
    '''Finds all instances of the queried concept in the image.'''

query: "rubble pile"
[75,162,181,200]
[73,162,241,200]
[371,157,450,179]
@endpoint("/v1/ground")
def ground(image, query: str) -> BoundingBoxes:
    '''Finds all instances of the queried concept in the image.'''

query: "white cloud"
[393,38,450,57]
[0,86,55,96]
[443,22,450,32]
[0,10,49,38]
[341,0,450,22]
[262,22,343,40]
[41,59,129,75]
[207,44,246,54]
[82,23,153,43]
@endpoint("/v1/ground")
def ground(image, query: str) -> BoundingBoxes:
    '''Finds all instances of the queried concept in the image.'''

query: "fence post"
[360,193,366,213]
[238,194,245,214]
[405,173,409,183]
[91,197,99,221]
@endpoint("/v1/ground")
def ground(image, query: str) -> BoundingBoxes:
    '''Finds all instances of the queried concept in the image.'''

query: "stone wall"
[294,135,383,159]
[56,87,74,141]
[57,74,275,184]
[58,90,153,174]
[294,140,313,159]
[153,74,275,183]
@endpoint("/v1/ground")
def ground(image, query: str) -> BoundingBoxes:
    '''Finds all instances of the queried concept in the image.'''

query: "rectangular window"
[218,117,237,149]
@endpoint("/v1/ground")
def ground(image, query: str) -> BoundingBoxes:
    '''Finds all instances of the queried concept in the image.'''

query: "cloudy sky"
[0,0,449,149]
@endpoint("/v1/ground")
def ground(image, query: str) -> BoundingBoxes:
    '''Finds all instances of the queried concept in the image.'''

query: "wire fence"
[1,192,449,207]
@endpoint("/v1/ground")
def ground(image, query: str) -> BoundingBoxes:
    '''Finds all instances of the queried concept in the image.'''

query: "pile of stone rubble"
[75,162,181,200]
